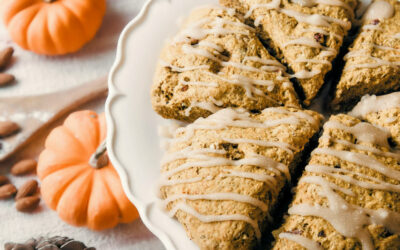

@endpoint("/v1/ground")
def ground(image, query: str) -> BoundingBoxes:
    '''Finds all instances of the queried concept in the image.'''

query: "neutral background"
[0,0,164,249]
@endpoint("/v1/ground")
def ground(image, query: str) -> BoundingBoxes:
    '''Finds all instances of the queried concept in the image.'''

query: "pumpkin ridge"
[41,165,90,209]
[58,1,89,38]
[26,7,49,53]
[56,168,94,226]
[99,169,123,219]
[9,5,41,48]
[60,125,92,157]
[42,7,58,53]
[39,161,85,179]
[2,0,40,24]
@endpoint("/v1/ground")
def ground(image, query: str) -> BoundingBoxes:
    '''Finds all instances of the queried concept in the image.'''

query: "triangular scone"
[350,92,400,149]
[151,6,299,122]
[273,113,400,249]
[220,0,357,105]
[159,107,322,249]
[333,0,400,109]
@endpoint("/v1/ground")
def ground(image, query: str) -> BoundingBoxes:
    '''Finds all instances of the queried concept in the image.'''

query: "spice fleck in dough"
[159,107,322,249]
[151,5,299,122]
[220,0,357,105]
[273,102,400,249]
[333,0,400,110]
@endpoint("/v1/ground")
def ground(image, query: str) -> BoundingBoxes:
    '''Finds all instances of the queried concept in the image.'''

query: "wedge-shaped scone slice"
[333,0,400,109]
[159,107,322,249]
[221,0,357,105]
[151,5,299,122]
[273,113,400,249]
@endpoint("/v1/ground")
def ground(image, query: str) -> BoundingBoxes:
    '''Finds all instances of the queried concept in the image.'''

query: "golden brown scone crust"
[151,6,299,122]
[332,0,400,109]
[273,113,400,250]
[220,0,357,105]
[160,107,322,249]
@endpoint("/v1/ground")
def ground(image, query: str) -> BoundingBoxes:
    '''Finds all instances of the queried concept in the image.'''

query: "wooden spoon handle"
[0,76,108,161]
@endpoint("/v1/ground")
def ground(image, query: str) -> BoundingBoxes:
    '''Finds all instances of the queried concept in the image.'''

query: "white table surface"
[0,0,164,249]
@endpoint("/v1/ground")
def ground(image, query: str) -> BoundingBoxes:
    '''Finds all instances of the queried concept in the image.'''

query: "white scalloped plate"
[105,0,217,249]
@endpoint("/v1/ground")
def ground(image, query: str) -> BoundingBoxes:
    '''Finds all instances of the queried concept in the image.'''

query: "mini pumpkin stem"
[89,140,109,169]
[43,0,56,3]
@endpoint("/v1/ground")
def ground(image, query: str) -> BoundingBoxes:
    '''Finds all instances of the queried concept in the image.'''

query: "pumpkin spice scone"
[151,5,299,122]
[332,0,400,109]
[273,112,400,249]
[158,107,323,249]
[220,0,357,105]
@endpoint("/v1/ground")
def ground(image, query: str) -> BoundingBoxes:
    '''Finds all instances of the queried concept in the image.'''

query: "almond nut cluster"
[0,159,40,212]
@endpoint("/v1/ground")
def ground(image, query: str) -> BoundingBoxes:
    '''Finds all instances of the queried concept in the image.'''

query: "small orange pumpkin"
[37,111,139,230]
[1,0,106,55]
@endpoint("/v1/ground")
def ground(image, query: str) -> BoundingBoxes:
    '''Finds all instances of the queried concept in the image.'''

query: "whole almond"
[0,120,20,137]
[0,175,9,186]
[0,46,14,70]
[11,159,37,176]
[16,196,40,212]
[0,73,15,87]
[0,183,17,199]
[15,179,38,200]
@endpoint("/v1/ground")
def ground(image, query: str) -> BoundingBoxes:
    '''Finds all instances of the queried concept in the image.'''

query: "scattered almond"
[0,73,15,87]
[15,179,38,200]
[16,196,40,212]
[0,120,20,137]
[0,175,9,186]
[11,159,37,176]
[0,46,13,70]
[0,183,17,199]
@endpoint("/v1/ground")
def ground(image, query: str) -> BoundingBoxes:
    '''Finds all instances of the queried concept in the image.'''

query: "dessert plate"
[105,0,217,249]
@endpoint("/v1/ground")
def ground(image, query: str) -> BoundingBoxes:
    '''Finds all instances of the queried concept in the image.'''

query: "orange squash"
[1,0,106,55]
[37,111,139,230]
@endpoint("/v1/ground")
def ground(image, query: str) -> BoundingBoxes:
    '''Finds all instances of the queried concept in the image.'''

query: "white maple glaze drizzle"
[193,4,237,17]
[244,0,353,81]
[343,1,399,72]
[161,108,316,240]
[313,148,400,180]
[323,120,391,148]
[223,138,297,154]
[184,98,223,116]
[159,60,210,72]
[162,193,269,212]
[161,6,298,116]
[245,0,352,30]
[343,53,400,71]
[363,0,394,21]
[349,92,400,118]
[394,33,400,39]
[320,136,400,160]
[361,24,382,31]
[305,164,400,193]
[168,202,262,239]
[289,69,321,79]
[301,26,343,41]
[285,117,400,250]
[279,232,323,250]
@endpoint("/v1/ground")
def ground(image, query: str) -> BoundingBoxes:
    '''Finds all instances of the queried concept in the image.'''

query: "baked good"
[220,0,357,105]
[159,107,322,249]
[273,111,400,249]
[349,92,400,150]
[151,5,299,122]
[332,0,400,109]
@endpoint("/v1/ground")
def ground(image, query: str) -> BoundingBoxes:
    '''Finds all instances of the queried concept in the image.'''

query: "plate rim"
[105,0,177,249]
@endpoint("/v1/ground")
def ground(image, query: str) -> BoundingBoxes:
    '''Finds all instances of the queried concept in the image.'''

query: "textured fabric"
[0,0,163,249]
